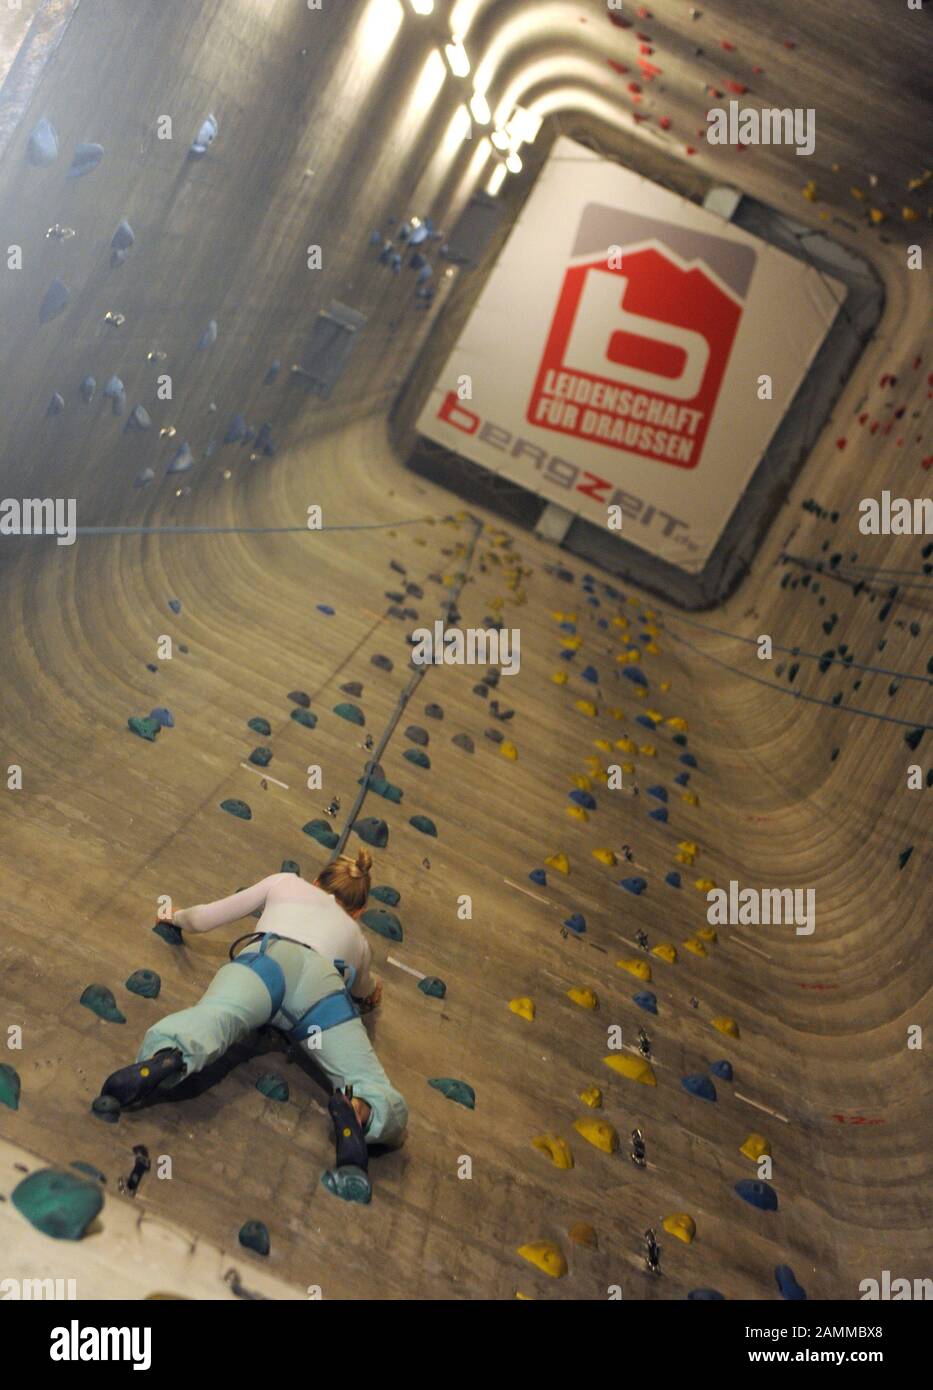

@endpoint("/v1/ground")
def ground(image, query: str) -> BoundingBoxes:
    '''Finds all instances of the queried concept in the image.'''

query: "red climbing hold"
[725,81,748,95]
[608,59,628,74]
[637,5,652,16]
[639,58,662,77]
[686,145,698,155]
[753,65,764,75]
[707,86,723,98]
[835,438,847,450]
[659,116,671,130]
[609,14,632,28]
[858,413,868,425]
[639,44,653,55]
[636,32,652,42]
[720,39,736,51]
[783,39,797,49]
[628,81,642,93]
[921,456,932,470]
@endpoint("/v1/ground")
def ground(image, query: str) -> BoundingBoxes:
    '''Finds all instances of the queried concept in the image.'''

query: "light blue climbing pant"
[137,938,407,1146]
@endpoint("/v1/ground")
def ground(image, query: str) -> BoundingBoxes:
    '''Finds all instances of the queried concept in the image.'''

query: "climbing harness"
[229,933,360,1040]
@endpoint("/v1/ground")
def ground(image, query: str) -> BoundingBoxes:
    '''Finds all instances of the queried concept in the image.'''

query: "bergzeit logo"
[525,204,757,472]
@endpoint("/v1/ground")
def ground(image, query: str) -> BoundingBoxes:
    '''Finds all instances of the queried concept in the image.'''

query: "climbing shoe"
[328,1088,369,1171]
[99,1048,185,1108]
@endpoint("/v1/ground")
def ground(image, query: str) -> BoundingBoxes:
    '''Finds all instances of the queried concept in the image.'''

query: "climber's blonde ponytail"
[317,849,372,912]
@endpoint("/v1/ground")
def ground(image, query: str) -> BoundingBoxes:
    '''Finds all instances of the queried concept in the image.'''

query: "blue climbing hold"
[125,405,151,433]
[647,786,668,803]
[673,734,688,747]
[220,799,251,821]
[418,977,446,999]
[674,772,690,786]
[619,877,647,895]
[558,622,576,634]
[168,599,182,615]
[709,1060,733,1082]
[410,815,437,837]
[569,789,597,810]
[334,702,365,726]
[563,913,586,935]
[633,991,657,1014]
[581,665,599,683]
[303,820,338,849]
[126,969,161,999]
[39,278,70,324]
[67,143,103,178]
[248,717,272,736]
[371,885,400,906]
[167,442,194,475]
[224,413,248,444]
[190,114,218,156]
[197,320,218,350]
[103,376,125,414]
[79,376,96,403]
[682,1074,717,1102]
[529,869,547,886]
[403,748,430,769]
[264,360,280,385]
[680,753,698,768]
[687,1289,725,1300]
[111,218,135,257]
[428,1078,475,1109]
[623,668,648,688]
[27,117,59,166]
[735,1180,778,1212]
[317,604,335,615]
[775,1265,807,1300]
[636,715,656,730]
[80,984,126,1024]
[361,908,402,941]
[665,871,681,889]
[648,807,668,823]
[249,747,272,767]
[47,393,65,416]
[149,707,174,728]
[291,708,317,729]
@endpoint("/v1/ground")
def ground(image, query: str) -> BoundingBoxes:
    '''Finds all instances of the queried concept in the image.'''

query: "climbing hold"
[563,913,586,935]
[125,970,160,999]
[711,1016,740,1039]
[248,717,272,736]
[316,604,335,616]
[665,871,681,889]
[688,1288,724,1300]
[647,785,668,803]
[550,671,568,685]
[321,1166,372,1204]
[740,1133,770,1161]
[46,392,65,417]
[568,1223,597,1248]
[167,442,194,475]
[152,921,182,946]
[648,807,669,823]
[405,725,429,747]
[575,700,598,717]
[683,937,708,957]
[190,115,219,156]
[694,877,716,893]
[80,985,126,1024]
[528,869,547,885]
[697,927,717,943]
[403,748,430,769]
[291,708,317,729]
[125,405,151,433]
[633,991,657,1015]
[509,997,535,1021]
[568,789,596,810]
[12,1169,103,1241]
[67,143,104,178]
[371,654,393,672]
[682,1074,717,1102]
[710,1060,733,1082]
[579,1086,602,1108]
[663,1214,696,1245]
[0,1063,21,1110]
[39,278,70,323]
[334,702,365,726]
[371,884,400,906]
[303,820,338,849]
[27,117,59,166]
[566,805,588,822]
[249,747,272,767]
[418,977,446,998]
[197,320,218,351]
[409,815,437,837]
[280,860,300,876]
[603,1055,656,1085]
[567,986,598,1009]
[545,852,570,875]
[619,877,647,897]
[898,846,913,870]
[238,1221,270,1257]
[573,1117,618,1153]
[775,1265,806,1300]
[104,376,126,414]
[264,360,280,385]
[617,958,652,981]
[360,908,402,941]
[531,1135,574,1170]
[288,691,311,708]
[517,1241,568,1278]
[355,817,388,848]
[425,703,444,719]
[428,1078,475,1109]
[499,740,518,761]
[256,1073,289,1102]
[593,848,617,867]
[110,219,135,266]
[220,799,251,821]
[79,375,96,404]
[735,1180,778,1212]
[680,753,698,768]
[358,774,402,803]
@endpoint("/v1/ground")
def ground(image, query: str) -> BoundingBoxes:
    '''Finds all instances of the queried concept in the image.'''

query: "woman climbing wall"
[96,853,408,1203]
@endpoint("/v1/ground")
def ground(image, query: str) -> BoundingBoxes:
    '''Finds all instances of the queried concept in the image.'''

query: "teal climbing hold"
[80,985,126,1024]
[333,702,365,726]
[256,1073,289,1102]
[403,748,431,769]
[12,1168,103,1241]
[303,819,338,849]
[898,846,913,870]
[355,817,388,848]
[70,1162,105,1183]
[418,977,446,999]
[280,860,300,875]
[359,774,403,803]
[127,716,159,742]
[125,969,161,999]
[405,725,429,746]
[371,885,400,906]
[0,1063,21,1110]
[429,1078,475,1109]
[153,921,183,946]
[410,815,437,837]
[291,708,317,729]
[220,799,251,820]
[249,747,273,767]
[238,1220,270,1256]
[361,908,402,941]
[321,1165,372,1204]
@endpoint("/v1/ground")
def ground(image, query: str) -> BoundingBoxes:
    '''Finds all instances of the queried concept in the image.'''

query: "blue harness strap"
[289,988,358,1041]
[230,933,286,1016]
[232,936,358,1038]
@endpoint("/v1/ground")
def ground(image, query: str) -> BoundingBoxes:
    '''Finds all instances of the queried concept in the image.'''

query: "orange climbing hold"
[568,1222,598,1248]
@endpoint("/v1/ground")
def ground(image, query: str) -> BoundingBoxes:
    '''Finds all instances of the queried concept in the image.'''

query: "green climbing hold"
[248,717,272,736]
[303,819,338,849]
[403,748,431,769]
[238,1220,270,1257]
[321,1165,372,1204]
[428,1078,475,1109]
[371,885,400,906]
[12,1168,104,1240]
[358,774,403,803]
[70,1161,106,1183]
[126,969,161,999]
[249,746,273,767]
[220,799,251,820]
[153,921,183,946]
[333,702,365,726]
[91,1095,120,1124]
[361,908,402,941]
[280,859,300,875]
[80,984,126,1024]
[256,1073,289,1102]
[418,977,446,999]
[127,716,159,742]
[410,815,437,837]
[355,817,388,848]
[0,1062,21,1110]
[291,708,317,729]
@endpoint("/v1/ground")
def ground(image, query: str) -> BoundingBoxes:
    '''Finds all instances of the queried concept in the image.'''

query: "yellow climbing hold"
[532,1135,574,1169]
[850,186,865,200]
[740,1133,771,1161]
[499,740,518,761]
[663,1213,696,1244]
[517,1241,568,1279]
[644,641,661,655]
[643,623,660,637]
[902,205,920,222]
[617,958,652,981]
[869,207,885,224]
[683,937,709,958]
[567,985,598,1009]
[593,738,613,753]
[572,775,593,791]
[603,1055,657,1086]
[573,1117,619,1154]
[592,848,617,867]
[607,706,626,721]
[545,852,570,875]
[697,927,717,943]
[579,1085,602,1109]
[651,943,677,965]
[711,1016,740,1039]
[550,670,569,685]
[681,791,700,806]
[509,997,535,1021]
[583,756,604,774]
[612,616,629,628]
[639,744,657,757]
[615,736,636,753]
[566,805,589,822]
[679,841,698,856]
[561,636,583,651]
[646,709,664,723]
[802,180,817,201]
[568,1222,597,1248]
[515,1291,534,1300]
[694,877,717,893]
[660,680,672,693]
[575,700,598,717]
[620,760,636,775]
[666,716,688,732]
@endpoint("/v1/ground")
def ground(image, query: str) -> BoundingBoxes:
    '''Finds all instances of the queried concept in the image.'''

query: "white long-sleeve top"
[172,873,376,999]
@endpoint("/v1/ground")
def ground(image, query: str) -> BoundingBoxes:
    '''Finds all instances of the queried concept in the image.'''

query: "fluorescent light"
[486,162,507,195]
[505,152,522,174]
[445,38,470,78]
[358,0,404,63]
[413,48,446,110]
[408,0,434,13]
[441,104,473,155]
[491,128,509,150]
[470,91,491,125]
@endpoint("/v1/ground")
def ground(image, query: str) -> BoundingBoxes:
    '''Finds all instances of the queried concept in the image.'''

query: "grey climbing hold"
[280,860,300,875]
[418,977,446,999]
[264,360,280,384]
[291,708,317,729]
[249,746,272,767]
[403,748,430,769]
[127,716,159,742]
[334,702,365,726]
[12,1168,103,1240]
[405,725,429,746]
[409,815,437,837]
[303,819,338,849]
[168,598,182,615]
[125,405,151,433]
[134,468,154,488]
[248,717,272,736]
[104,376,126,415]
[111,219,135,251]
[67,143,103,178]
[371,654,393,671]
[238,1220,269,1256]
[79,376,96,403]
[371,885,400,906]
[428,1078,475,1109]
[224,413,248,444]
[321,1165,371,1204]
[47,393,65,416]
[288,690,311,708]
[340,681,363,698]
[0,1063,21,1110]
[27,117,59,166]
[39,278,70,323]
[197,319,218,350]
[91,1095,120,1123]
[80,984,126,1024]
[190,114,218,157]
[167,442,194,475]
[452,733,474,753]
[153,921,183,946]
[126,969,161,999]
[361,908,402,941]
[221,799,251,820]
[255,1073,289,1103]
[355,817,388,848]
[424,703,443,719]
[484,728,503,744]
